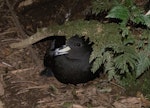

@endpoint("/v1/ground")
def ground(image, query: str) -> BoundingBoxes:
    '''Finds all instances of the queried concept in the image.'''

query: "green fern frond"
[106,5,130,22]
[115,55,129,73]
[114,46,138,74]
[89,23,122,73]
[136,47,150,78]
[91,0,119,14]
[129,5,150,28]
[122,0,134,7]
[91,55,103,73]
[142,15,150,28]
[103,52,116,80]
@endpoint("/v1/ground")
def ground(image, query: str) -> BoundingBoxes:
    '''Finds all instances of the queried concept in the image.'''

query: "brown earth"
[0,0,149,108]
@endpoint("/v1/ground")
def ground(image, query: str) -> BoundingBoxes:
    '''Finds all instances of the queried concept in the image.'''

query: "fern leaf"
[114,54,129,73]
[142,15,150,28]
[114,46,138,74]
[106,5,129,22]
[91,56,103,73]
[103,52,116,80]
[92,0,117,14]
[136,51,150,78]
[130,6,150,28]
[107,69,116,81]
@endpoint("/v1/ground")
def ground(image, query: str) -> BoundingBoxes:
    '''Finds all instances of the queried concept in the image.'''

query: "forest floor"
[0,0,150,108]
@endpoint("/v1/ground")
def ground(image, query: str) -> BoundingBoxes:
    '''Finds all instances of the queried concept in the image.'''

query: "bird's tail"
[40,68,54,77]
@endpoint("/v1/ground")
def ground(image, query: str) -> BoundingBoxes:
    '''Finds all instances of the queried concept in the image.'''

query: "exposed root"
[9,28,53,48]
[6,0,42,66]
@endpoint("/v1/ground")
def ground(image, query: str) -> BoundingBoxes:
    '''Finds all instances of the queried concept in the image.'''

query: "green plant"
[106,0,150,36]
[91,0,120,15]
[136,32,150,77]
[91,42,139,81]
[90,0,150,82]
[92,0,150,36]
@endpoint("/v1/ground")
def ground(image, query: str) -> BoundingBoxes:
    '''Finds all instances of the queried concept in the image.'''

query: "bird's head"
[54,35,92,59]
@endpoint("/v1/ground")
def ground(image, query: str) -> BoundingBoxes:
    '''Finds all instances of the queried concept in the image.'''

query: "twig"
[17,85,49,95]
[109,81,126,91]
[18,0,34,8]
[0,75,5,96]
[100,80,126,91]
[25,85,50,90]
[0,27,17,36]
[0,30,16,36]
[11,80,38,85]
[11,67,35,74]
[16,85,50,94]
[0,0,4,8]
[1,38,21,42]
[16,89,30,95]
[6,0,42,65]
[5,0,27,37]
[1,62,13,67]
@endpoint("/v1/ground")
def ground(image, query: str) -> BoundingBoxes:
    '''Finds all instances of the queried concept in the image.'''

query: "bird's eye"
[74,43,82,47]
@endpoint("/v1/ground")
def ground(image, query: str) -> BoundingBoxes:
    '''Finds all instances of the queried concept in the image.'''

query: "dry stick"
[5,0,28,39]
[0,30,15,36]
[25,85,50,90]
[100,80,125,91]
[16,85,50,94]
[6,0,41,65]
[10,28,54,48]
[11,80,38,85]
[10,67,35,74]
[18,0,34,8]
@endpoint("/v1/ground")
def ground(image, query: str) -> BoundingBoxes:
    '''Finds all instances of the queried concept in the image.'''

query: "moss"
[120,70,150,99]
[47,20,122,73]
[140,70,150,99]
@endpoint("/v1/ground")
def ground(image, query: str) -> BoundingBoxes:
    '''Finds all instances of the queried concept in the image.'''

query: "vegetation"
[91,0,150,95]
[11,0,150,98]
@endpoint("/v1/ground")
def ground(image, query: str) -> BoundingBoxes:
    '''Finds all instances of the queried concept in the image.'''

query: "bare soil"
[0,0,150,108]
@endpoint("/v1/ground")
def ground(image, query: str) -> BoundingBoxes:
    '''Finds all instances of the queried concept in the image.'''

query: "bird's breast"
[52,55,92,84]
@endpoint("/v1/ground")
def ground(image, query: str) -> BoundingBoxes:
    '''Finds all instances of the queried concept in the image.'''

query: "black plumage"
[41,35,99,84]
